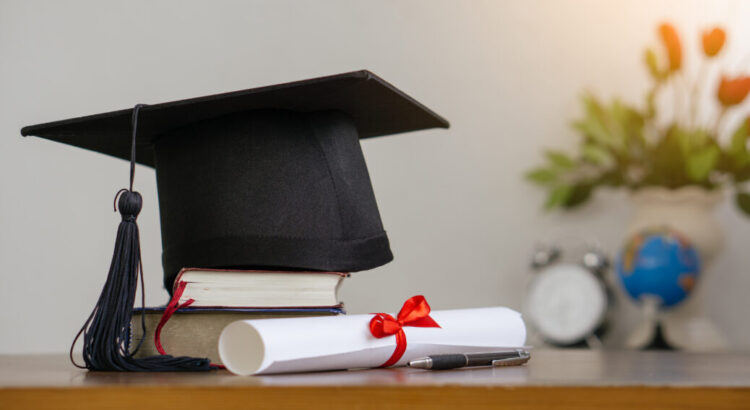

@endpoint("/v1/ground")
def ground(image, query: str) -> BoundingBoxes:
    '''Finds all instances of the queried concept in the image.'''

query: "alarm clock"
[525,241,612,347]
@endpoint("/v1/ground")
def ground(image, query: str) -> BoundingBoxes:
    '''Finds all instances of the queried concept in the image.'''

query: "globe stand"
[661,287,727,351]
[625,296,661,349]
[626,294,727,351]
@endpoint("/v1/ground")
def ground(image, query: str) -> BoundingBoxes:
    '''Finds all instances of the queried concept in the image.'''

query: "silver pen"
[408,349,530,370]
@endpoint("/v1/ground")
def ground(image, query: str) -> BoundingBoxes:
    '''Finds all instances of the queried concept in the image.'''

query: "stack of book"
[130,268,347,364]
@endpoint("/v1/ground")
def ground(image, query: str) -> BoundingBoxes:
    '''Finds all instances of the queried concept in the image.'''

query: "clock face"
[526,264,607,345]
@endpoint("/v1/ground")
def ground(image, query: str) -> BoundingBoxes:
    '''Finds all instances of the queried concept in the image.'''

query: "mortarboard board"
[22,70,449,371]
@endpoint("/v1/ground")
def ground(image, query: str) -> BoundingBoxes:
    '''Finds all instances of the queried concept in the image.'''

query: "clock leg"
[585,335,603,349]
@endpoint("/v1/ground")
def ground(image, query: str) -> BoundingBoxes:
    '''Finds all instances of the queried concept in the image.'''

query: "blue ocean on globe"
[616,229,701,308]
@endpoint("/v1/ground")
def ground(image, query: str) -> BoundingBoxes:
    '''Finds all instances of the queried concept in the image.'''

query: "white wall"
[1,0,749,354]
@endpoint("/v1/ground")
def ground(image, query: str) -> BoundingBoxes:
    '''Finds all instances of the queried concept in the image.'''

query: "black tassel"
[69,105,212,371]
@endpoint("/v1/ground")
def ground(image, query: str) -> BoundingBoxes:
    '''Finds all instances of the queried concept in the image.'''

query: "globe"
[616,228,701,308]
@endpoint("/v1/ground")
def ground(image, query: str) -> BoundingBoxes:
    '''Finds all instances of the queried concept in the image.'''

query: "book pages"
[219,306,526,375]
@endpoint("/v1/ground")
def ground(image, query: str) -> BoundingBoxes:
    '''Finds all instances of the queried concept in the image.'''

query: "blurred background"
[1,0,749,354]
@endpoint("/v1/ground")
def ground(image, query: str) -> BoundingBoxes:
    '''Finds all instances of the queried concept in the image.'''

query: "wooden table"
[1,350,749,409]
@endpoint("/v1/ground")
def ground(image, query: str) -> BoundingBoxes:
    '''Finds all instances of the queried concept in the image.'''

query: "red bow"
[369,295,441,368]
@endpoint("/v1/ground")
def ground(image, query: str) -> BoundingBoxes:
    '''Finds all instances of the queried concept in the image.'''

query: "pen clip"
[491,350,530,367]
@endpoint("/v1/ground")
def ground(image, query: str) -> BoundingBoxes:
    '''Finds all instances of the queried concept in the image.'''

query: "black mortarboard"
[22,70,449,288]
[22,70,449,371]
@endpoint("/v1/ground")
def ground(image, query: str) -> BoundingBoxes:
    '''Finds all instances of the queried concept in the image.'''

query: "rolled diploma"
[219,306,526,375]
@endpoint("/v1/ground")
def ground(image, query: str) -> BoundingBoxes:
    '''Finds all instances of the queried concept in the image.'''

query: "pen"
[407,349,530,370]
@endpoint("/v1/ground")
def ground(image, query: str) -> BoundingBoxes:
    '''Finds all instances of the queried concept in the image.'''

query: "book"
[130,307,343,364]
[172,268,349,308]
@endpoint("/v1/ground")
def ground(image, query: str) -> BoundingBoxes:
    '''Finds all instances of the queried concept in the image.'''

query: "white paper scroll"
[218,306,526,375]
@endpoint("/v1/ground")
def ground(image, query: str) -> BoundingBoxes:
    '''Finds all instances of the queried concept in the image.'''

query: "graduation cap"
[22,70,449,371]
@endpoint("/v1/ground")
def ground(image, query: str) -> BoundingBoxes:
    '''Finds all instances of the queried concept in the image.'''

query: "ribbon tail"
[154,298,194,355]
[407,316,441,328]
[380,329,407,368]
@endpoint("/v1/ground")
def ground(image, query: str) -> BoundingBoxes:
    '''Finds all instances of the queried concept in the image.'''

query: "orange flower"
[717,75,750,106]
[702,27,726,57]
[659,23,682,71]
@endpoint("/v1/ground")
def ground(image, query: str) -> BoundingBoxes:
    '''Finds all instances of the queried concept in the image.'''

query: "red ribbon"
[369,295,441,368]
[153,281,224,369]
[154,281,194,356]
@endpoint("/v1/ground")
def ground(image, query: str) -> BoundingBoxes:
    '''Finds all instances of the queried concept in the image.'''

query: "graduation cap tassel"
[69,104,212,372]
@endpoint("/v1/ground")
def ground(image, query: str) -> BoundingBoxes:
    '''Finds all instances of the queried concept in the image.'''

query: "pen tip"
[407,358,432,369]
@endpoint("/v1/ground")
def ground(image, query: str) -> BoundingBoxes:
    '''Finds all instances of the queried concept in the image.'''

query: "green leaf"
[644,48,666,81]
[730,119,749,156]
[605,100,628,146]
[563,184,593,209]
[582,143,611,165]
[686,145,719,182]
[645,88,657,119]
[736,192,750,216]
[572,94,640,154]
[596,168,625,187]
[545,150,575,169]
[671,127,709,156]
[647,127,689,188]
[613,101,646,154]
[689,129,709,151]
[672,127,690,155]
[544,185,573,210]
[525,167,558,185]
[573,118,610,146]
[735,165,750,182]
[574,95,616,148]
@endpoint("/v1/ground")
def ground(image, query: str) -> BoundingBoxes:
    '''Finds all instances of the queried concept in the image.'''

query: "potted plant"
[526,23,749,351]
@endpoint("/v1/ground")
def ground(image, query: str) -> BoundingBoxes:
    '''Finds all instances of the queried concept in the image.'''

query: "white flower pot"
[624,186,727,351]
